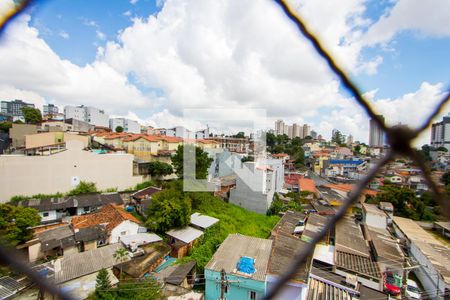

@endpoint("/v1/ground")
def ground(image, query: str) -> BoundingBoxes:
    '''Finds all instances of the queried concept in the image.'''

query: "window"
[249,291,257,300]
[42,212,49,217]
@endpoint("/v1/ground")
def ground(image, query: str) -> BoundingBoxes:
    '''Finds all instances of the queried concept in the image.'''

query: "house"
[298,177,318,197]
[229,159,284,214]
[166,226,204,259]
[270,210,306,238]
[361,203,389,230]
[267,232,312,300]
[120,232,162,252]
[392,217,450,297]
[19,224,78,262]
[205,234,273,300]
[54,243,122,300]
[71,204,141,244]
[131,186,162,216]
[0,140,143,202]
[17,192,124,223]
[74,225,108,252]
[190,212,219,231]
[113,241,171,278]
[322,183,378,202]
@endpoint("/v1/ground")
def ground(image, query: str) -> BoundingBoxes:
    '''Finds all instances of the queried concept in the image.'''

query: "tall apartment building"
[287,125,293,139]
[64,105,109,127]
[1,99,35,122]
[109,118,140,133]
[303,124,310,138]
[369,115,385,147]
[310,130,317,139]
[43,104,59,115]
[275,120,285,135]
[431,114,450,150]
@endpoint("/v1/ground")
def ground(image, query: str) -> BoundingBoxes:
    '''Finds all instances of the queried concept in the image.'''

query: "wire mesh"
[0,0,449,299]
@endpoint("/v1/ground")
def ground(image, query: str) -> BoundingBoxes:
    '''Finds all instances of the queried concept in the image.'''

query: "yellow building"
[25,132,90,149]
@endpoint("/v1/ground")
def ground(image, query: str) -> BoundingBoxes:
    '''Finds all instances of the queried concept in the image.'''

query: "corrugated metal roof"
[120,233,162,248]
[205,234,273,282]
[190,213,219,229]
[166,226,204,244]
[54,243,124,283]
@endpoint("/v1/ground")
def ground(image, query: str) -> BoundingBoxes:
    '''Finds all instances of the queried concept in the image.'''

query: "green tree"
[115,126,124,133]
[0,204,41,245]
[114,248,128,279]
[95,268,111,293]
[420,144,433,161]
[144,189,191,233]
[171,145,213,179]
[21,107,42,124]
[266,132,276,150]
[437,146,448,152]
[331,130,345,145]
[241,156,254,163]
[148,161,173,179]
[353,144,361,155]
[234,131,245,138]
[267,194,283,216]
[0,121,12,133]
[67,181,97,196]
[442,172,450,186]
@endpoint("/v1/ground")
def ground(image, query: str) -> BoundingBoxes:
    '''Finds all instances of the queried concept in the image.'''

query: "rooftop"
[393,216,450,282]
[298,178,317,194]
[131,186,161,200]
[335,251,381,280]
[205,234,273,282]
[74,225,107,243]
[323,184,378,197]
[54,243,124,283]
[366,226,404,268]
[165,260,196,286]
[120,233,162,248]
[71,204,140,233]
[190,212,219,230]
[335,216,370,257]
[37,225,76,252]
[362,203,387,217]
[17,193,123,212]
[271,210,306,238]
[268,234,311,283]
[302,214,329,243]
[166,226,204,244]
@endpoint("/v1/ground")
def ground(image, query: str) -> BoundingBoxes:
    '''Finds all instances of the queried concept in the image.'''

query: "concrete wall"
[110,220,140,244]
[0,140,143,202]
[9,124,38,149]
[25,132,90,149]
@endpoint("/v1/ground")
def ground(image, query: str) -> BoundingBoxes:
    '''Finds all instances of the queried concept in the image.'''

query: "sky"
[0,0,449,145]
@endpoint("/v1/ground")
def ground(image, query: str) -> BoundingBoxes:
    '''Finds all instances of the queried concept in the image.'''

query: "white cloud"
[58,30,69,39]
[363,0,450,46]
[96,30,106,40]
[130,0,138,4]
[123,10,132,17]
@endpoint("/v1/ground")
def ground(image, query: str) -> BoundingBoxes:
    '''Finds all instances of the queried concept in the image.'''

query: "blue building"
[205,234,273,300]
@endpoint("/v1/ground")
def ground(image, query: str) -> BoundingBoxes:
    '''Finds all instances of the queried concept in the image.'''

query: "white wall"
[110,220,140,244]
[365,213,387,230]
[0,140,142,202]
[266,275,308,300]
[39,210,59,223]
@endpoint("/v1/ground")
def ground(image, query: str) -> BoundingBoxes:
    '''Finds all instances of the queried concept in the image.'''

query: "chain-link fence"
[1,1,449,299]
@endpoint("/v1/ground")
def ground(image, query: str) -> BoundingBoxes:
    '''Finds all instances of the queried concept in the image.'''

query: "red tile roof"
[298,178,317,194]
[272,153,289,157]
[71,204,141,233]
[285,174,303,186]
[323,184,378,196]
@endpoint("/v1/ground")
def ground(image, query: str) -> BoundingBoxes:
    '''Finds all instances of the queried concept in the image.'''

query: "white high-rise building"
[109,118,140,133]
[275,120,285,135]
[369,115,385,147]
[283,124,289,136]
[64,105,109,127]
[288,125,293,139]
[431,114,450,150]
[293,123,302,138]
[303,124,311,138]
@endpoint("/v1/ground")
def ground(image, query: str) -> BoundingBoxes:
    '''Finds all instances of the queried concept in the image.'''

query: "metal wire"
[0,0,449,299]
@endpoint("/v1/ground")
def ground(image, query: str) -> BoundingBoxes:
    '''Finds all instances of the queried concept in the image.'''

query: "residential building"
[54,243,122,300]
[0,140,142,201]
[206,136,249,153]
[109,117,140,133]
[287,125,293,139]
[25,132,90,150]
[293,123,302,138]
[284,124,289,136]
[347,134,354,146]
[229,158,284,214]
[17,192,124,223]
[195,127,209,139]
[123,134,182,162]
[43,103,59,116]
[303,124,310,138]
[166,226,204,259]
[9,123,38,149]
[64,105,109,127]
[369,115,385,147]
[361,203,390,230]
[275,120,285,135]
[324,159,367,177]
[164,126,196,139]
[72,204,141,244]
[1,99,35,122]
[65,118,95,132]
[205,234,273,300]
[392,217,450,298]
[131,186,162,216]
[431,114,450,150]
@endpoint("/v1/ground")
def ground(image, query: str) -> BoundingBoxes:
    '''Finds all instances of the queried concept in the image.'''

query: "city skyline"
[1,0,449,145]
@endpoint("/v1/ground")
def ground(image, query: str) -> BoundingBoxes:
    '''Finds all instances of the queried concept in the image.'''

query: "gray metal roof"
[54,243,124,283]
[366,226,404,268]
[335,216,370,257]
[120,233,162,248]
[190,212,219,229]
[38,225,76,251]
[335,251,381,279]
[166,226,204,244]
[205,234,273,282]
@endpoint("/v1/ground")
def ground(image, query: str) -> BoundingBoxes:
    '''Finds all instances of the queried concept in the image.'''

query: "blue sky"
[1,0,449,144]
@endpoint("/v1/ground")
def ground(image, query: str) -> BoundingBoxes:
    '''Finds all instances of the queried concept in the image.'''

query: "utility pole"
[220,269,227,300]
[401,263,421,298]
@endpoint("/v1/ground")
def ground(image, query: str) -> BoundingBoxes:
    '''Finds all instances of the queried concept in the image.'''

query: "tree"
[354,144,361,155]
[442,172,450,186]
[331,130,345,145]
[266,132,276,149]
[234,131,245,138]
[420,144,433,161]
[267,193,283,216]
[0,204,41,245]
[95,268,111,293]
[171,145,213,179]
[115,126,124,133]
[67,181,97,196]
[0,121,12,133]
[148,161,173,179]
[114,248,128,279]
[21,107,42,124]
[241,156,254,163]
[437,146,448,152]
[145,189,191,233]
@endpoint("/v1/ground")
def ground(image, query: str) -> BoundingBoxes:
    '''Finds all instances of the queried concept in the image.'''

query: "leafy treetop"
[21,107,42,124]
